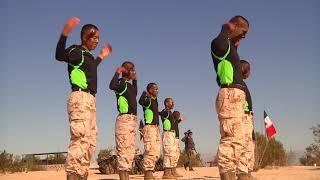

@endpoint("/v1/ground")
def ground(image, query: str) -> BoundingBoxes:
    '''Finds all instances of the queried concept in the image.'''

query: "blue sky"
[1,0,319,157]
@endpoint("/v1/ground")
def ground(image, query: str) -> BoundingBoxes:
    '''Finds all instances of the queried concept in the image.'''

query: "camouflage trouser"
[186,149,195,169]
[143,125,161,171]
[115,114,137,171]
[65,91,97,177]
[215,88,247,174]
[163,131,177,168]
[243,113,255,171]
[173,138,181,167]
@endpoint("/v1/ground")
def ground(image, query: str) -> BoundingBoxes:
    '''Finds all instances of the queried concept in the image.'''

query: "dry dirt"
[1,166,319,180]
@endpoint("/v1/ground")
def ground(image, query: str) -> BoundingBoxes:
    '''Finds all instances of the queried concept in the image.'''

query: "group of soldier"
[55,14,254,180]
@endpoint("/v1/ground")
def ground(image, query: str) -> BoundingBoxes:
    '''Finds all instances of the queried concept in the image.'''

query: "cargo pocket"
[70,119,86,138]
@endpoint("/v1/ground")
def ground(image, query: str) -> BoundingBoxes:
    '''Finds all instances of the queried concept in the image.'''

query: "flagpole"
[258,109,269,169]
[258,139,269,169]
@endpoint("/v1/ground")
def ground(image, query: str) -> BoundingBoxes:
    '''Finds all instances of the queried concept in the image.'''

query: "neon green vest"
[116,83,129,114]
[244,101,250,112]
[69,48,91,89]
[144,99,153,124]
[211,41,233,85]
[163,113,171,131]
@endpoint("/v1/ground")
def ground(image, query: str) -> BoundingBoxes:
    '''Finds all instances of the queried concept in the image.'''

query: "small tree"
[177,150,203,167]
[21,154,42,171]
[300,124,320,166]
[0,150,13,173]
[255,132,286,168]
[0,150,24,173]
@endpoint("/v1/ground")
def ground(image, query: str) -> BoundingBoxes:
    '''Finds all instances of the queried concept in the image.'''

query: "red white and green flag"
[264,111,276,139]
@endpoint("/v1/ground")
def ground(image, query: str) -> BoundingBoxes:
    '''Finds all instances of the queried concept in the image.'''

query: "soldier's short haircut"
[230,15,249,27]
[147,83,157,91]
[240,59,251,78]
[121,61,135,67]
[164,98,172,104]
[81,24,99,40]
[240,59,250,65]
[173,111,180,120]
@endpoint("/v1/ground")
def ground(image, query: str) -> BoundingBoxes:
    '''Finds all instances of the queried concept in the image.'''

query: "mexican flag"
[264,111,276,139]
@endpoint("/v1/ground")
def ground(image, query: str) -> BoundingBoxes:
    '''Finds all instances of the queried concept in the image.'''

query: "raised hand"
[116,66,127,74]
[98,43,112,60]
[180,115,187,121]
[62,17,80,36]
[144,91,150,97]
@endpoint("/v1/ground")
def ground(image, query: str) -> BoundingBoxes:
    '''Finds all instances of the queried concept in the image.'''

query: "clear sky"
[1,0,319,157]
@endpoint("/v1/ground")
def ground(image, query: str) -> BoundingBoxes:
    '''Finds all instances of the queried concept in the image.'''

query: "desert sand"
[1,166,319,180]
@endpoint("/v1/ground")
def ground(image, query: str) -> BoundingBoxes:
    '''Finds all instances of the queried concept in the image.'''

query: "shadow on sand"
[308,167,320,171]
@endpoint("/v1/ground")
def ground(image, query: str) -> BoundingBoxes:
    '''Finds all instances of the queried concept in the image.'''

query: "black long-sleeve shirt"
[109,72,137,115]
[55,35,102,94]
[211,24,245,87]
[172,112,182,139]
[181,136,195,151]
[159,109,175,132]
[139,91,159,125]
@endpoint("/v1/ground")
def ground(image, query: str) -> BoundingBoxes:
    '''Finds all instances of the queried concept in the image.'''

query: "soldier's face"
[241,63,250,79]
[123,63,136,80]
[82,28,99,50]
[166,99,174,109]
[230,19,249,46]
[148,84,159,98]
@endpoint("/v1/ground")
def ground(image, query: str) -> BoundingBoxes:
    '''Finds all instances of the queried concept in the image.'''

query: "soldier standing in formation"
[109,61,137,180]
[55,17,112,180]
[240,59,255,176]
[139,83,161,180]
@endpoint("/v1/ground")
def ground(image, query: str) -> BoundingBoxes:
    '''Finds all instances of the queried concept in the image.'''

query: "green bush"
[0,150,51,173]
[177,150,203,167]
[0,150,24,173]
[255,132,286,169]
[300,124,320,166]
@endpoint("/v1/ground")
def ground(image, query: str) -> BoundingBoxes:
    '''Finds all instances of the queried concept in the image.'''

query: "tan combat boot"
[220,172,236,180]
[144,170,156,180]
[119,170,127,180]
[125,171,130,180]
[162,168,176,179]
[237,173,253,180]
[171,167,183,177]
[66,172,78,180]
[78,173,88,180]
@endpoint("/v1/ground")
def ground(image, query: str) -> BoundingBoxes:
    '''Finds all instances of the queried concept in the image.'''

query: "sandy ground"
[1,166,319,180]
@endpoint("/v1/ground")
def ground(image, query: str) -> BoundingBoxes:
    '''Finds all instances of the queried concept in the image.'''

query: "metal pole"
[258,140,269,169]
